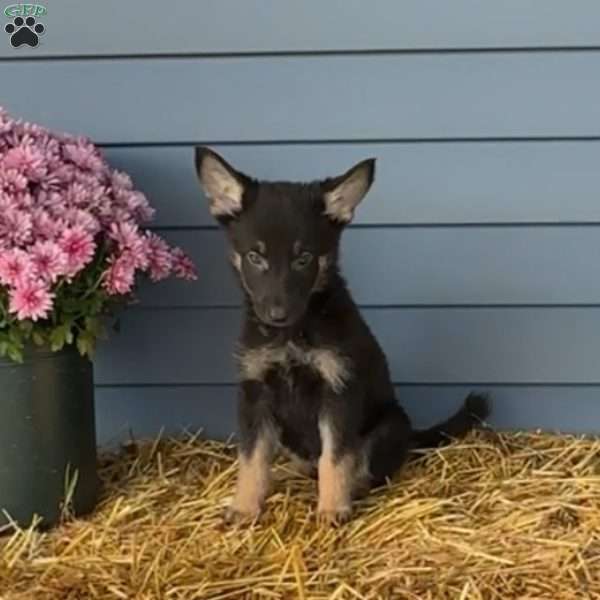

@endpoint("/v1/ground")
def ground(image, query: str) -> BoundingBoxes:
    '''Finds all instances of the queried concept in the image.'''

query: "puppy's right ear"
[195,147,248,218]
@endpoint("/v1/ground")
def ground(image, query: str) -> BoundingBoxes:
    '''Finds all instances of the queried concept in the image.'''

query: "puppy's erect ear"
[322,158,376,224]
[195,147,248,218]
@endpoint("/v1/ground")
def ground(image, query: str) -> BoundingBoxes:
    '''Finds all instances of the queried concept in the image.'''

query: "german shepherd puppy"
[195,147,489,525]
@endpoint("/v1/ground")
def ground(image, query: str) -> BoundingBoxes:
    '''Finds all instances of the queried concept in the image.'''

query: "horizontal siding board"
[96,385,600,445]
[2,1,600,58]
[143,227,600,307]
[4,53,600,143]
[94,308,600,385]
[96,386,238,446]
[0,0,600,58]
[105,142,600,227]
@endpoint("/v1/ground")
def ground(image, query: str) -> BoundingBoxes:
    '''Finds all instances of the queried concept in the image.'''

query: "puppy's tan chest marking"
[237,342,352,393]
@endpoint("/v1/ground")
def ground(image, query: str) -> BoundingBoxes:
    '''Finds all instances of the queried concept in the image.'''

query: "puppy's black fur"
[195,147,490,523]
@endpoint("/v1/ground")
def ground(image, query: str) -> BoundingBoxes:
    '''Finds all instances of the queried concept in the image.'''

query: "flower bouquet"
[0,107,196,362]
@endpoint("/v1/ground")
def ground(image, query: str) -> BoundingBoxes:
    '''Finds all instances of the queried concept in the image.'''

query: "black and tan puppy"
[195,148,489,525]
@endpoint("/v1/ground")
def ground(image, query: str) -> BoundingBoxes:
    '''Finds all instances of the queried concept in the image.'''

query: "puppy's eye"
[293,252,313,270]
[246,251,266,269]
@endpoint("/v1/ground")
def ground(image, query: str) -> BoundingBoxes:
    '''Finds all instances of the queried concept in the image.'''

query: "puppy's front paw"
[223,503,261,525]
[317,506,352,526]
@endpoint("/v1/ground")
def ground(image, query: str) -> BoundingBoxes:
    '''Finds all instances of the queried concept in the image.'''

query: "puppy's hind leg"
[316,406,411,523]
[363,404,413,489]
[363,395,490,490]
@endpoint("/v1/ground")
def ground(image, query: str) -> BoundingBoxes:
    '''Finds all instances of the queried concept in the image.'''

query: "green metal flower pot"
[0,346,99,529]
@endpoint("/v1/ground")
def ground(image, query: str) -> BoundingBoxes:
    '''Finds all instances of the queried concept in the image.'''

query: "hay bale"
[1,430,599,599]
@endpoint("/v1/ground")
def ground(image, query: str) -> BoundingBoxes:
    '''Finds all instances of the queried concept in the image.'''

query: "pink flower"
[30,241,68,283]
[0,168,28,194]
[10,191,33,210]
[124,191,155,223]
[109,221,149,269]
[51,164,77,185]
[63,208,100,235]
[31,208,64,241]
[146,233,174,282]
[103,253,136,295]
[111,170,133,190]
[171,248,198,281]
[59,226,96,277]
[109,221,140,248]
[63,141,105,173]
[36,189,64,211]
[0,206,33,247]
[2,143,47,181]
[105,206,134,224]
[9,280,54,321]
[0,248,36,287]
[64,182,90,208]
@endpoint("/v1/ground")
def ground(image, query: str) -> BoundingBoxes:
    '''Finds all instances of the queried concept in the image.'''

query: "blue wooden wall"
[2,1,600,443]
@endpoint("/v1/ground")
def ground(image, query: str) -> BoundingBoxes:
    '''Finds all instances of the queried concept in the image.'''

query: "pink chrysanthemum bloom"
[111,170,133,190]
[59,226,96,277]
[2,143,47,181]
[11,191,34,210]
[125,190,156,223]
[63,140,105,173]
[9,280,55,321]
[146,233,174,282]
[63,208,100,235]
[36,189,64,211]
[108,206,136,224]
[0,167,28,194]
[63,182,91,208]
[30,241,68,283]
[0,206,33,247]
[172,247,198,281]
[103,253,136,295]
[109,222,150,269]
[0,248,36,287]
[109,221,141,249]
[31,208,64,242]
[51,163,77,185]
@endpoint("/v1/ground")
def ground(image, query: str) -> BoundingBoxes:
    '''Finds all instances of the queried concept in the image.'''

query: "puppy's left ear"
[322,158,376,224]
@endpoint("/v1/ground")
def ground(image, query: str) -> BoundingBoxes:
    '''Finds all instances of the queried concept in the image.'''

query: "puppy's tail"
[411,393,490,449]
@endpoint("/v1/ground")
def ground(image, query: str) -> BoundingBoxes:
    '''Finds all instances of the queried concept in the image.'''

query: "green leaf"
[8,328,22,344]
[7,345,23,363]
[84,316,105,337]
[76,331,96,358]
[32,331,46,347]
[49,322,75,350]
[49,325,67,352]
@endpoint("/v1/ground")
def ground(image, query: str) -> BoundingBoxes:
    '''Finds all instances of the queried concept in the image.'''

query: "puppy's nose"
[268,306,288,323]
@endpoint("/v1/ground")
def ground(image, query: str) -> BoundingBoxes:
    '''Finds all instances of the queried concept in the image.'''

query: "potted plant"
[0,107,196,529]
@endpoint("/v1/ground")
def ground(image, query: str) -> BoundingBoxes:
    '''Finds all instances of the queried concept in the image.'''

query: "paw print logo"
[5,16,45,48]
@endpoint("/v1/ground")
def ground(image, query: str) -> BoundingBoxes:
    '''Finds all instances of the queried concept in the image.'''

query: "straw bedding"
[1,429,599,600]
